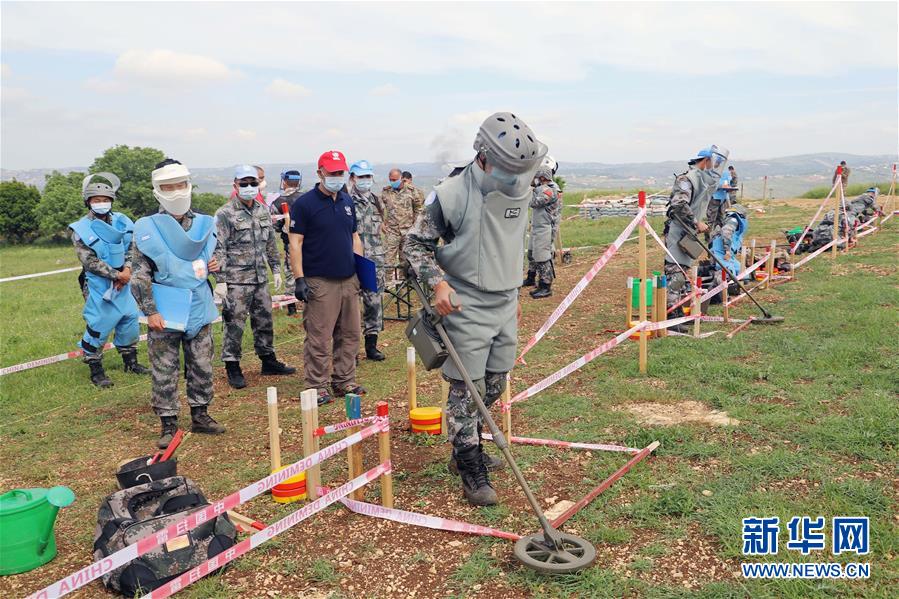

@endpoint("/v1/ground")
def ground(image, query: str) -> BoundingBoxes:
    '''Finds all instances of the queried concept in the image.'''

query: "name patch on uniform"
[504,208,521,219]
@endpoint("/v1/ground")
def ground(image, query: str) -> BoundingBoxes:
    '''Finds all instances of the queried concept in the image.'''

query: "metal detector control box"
[405,309,448,370]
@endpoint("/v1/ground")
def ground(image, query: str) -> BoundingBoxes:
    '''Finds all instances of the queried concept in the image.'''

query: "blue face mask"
[389,179,402,190]
[91,201,112,215]
[323,176,347,193]
[488,166,518,186]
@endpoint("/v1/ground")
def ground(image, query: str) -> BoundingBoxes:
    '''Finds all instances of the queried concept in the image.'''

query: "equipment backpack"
[93,476,236,596]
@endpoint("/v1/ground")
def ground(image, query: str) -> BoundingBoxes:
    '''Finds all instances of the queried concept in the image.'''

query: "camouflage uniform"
[445,372,506,448]
[351,186,386,336]
[72,212,138,363]
[526,183,561,284]
[269,189,302,288]
[131,210,215,417]
[214,196,281,362]
[382,183,425,268]
[728,169,739,203]
[833,165,850,189]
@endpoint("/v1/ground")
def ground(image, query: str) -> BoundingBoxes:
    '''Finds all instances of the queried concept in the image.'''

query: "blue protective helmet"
[350,160,374,177]
[866,187,879,195]
[281,169,302,184]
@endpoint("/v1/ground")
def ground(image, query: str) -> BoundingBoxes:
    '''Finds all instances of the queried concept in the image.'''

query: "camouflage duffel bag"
[93,476,236,596]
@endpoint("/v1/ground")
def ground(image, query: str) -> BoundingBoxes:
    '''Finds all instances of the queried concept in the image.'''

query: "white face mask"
[355,178,373,192]
[238,184,259,201]
[154,184,192,216]
[323,175,347,193]
[91,202,112,215]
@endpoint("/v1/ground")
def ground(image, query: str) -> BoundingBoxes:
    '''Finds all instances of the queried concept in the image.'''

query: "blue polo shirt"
[289,185,357,279]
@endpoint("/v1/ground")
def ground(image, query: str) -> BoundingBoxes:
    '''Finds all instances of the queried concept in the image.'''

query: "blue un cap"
[350,160,374,177]
[233,164,258,180]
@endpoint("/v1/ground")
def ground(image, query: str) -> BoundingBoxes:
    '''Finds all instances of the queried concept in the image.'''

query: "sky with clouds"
[1,1,896,169]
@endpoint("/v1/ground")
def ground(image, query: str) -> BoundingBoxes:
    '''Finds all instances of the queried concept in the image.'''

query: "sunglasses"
[237,180,258,188]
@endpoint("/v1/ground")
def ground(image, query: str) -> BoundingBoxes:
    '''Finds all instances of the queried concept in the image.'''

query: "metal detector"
[673,214,784,324]
[406,276,596,574]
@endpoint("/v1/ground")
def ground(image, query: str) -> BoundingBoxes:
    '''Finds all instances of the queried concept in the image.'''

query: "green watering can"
[0,486,75,575]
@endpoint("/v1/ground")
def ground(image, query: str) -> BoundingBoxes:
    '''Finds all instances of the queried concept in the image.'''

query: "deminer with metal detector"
[663,145,730,331]
[709,203,749,280]
[131,159,226,448]
[405,113,597,574]
[522,159,562,299]
[70,173,150,387]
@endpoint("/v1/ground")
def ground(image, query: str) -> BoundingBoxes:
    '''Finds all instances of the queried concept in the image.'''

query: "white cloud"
[0,86,32,105]
[114,49,236,85]
[235,129,257,140]
[265,78,311,99]
[82,76,123,93]
[369,83,398,96]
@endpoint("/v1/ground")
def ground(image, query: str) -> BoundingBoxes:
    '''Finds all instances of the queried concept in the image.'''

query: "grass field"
[0,198,896,598]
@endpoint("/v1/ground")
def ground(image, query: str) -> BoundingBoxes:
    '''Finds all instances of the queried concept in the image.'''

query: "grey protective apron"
[665,168,714,266]
[529,185,555,263]
[435,164,529,380]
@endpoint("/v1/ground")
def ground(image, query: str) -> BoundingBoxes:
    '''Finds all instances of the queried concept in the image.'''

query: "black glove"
[294,277,309,302]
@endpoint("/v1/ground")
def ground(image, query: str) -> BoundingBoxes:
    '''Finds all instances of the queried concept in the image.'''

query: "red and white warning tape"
[517,208,645,363]
[790,178,841,255]
[0,334,150,377]
[314,415,379,437]
[481,432,639,454]
[856,226,878,238]
[2,294,298,377]
[338,496,521,541]
[140,463,390,599]
[792,238,839,270]
[25,420,387,599]
[0,266,81,284]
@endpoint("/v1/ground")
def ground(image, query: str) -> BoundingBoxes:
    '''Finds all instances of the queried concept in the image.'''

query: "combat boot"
[225,361,247,389]
[448,450,506,476]
[190,406,226,435]
[88,361,113,388]
[286,303,298,316]
[522,273,536,287]
[455,445,498,506]
[157,416,179,449]
[530,281,553,299]
[365,334,385,361]
[668,306,690,333]
[121,351,150,375]
[260,353,296,376]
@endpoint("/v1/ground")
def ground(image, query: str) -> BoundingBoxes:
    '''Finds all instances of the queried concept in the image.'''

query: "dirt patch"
[623,401,740,427]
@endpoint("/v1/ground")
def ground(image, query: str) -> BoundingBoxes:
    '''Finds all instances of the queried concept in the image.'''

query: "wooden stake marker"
[637,191,648,374]
[440,377,449,436]
[833,167,842,258]
[721,269,730,324]
[300,388,321,501]
[376,401,394,508]
[765,240,776,290]
[407,346,417,412]
[345,393,365,501]
[266,387,281,472]
[691,265,701,338]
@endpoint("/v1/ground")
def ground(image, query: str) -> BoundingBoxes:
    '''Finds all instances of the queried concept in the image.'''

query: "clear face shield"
[708,146,729,177]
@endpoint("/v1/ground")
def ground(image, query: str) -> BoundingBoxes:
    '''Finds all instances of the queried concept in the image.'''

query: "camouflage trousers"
[706,199,730,240]
[445,371,507,451]
[280,236,295,288]
[664,261,692,309]
[526,252,555,284]
[383,229,407,269]
[148,325,213,417]
[221,283,274,362]
[361,267,385,337]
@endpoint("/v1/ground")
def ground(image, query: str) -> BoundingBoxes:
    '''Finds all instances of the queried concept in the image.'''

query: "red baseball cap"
[318,150,348,172]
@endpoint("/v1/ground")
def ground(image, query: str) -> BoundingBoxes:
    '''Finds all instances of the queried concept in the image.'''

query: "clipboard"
[150,284,192,332]
[354,254,378,292]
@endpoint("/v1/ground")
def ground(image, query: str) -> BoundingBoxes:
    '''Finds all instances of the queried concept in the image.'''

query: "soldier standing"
[270,169,303,316]
[405,112,547,506]
[70,172,149,387]
[214,165,295,389]
[522,165,560,299]
[349,160,387,361]
[382,168,424,268]
[663,145,729,330]
[833,160,850,190]
[131,159,225,448]
[727,165,739,203]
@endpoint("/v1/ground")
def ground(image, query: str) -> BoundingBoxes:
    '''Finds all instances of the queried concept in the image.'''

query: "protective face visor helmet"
[151,163,193,216]
[707,145,729,175]
[866,187,879,198]
[280,170,302,192]
[473,112,548,196]
[82,172,121,205]
[541,155,559,176]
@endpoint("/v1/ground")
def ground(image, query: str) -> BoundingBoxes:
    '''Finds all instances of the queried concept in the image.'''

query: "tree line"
[0,145,226,244]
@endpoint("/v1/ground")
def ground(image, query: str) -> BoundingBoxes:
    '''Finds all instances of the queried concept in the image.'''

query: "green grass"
[0,196,897,597]
[800,182,889,199]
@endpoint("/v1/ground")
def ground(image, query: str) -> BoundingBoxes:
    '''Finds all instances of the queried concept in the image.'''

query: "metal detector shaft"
[406,277,561,544]
[672,214,774,319]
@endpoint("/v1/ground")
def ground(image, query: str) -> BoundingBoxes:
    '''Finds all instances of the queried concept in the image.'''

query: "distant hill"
[3,153,894,199]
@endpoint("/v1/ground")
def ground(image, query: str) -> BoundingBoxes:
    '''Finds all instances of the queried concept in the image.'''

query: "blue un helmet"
[350,160,374,177]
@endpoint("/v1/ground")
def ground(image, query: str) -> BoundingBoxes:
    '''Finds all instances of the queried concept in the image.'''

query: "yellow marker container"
[410,406,443,435]
[271,466,307,503]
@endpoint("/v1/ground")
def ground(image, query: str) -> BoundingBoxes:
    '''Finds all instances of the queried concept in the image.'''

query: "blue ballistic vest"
[711,213,747,277]
[711,173,731,202]
[134,213,218,339]
[69,213,140,342]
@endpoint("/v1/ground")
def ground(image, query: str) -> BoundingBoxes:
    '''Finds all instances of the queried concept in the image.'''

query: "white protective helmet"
[151,161,192,216]
[82,172,121,204]
[473,112,548,176]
